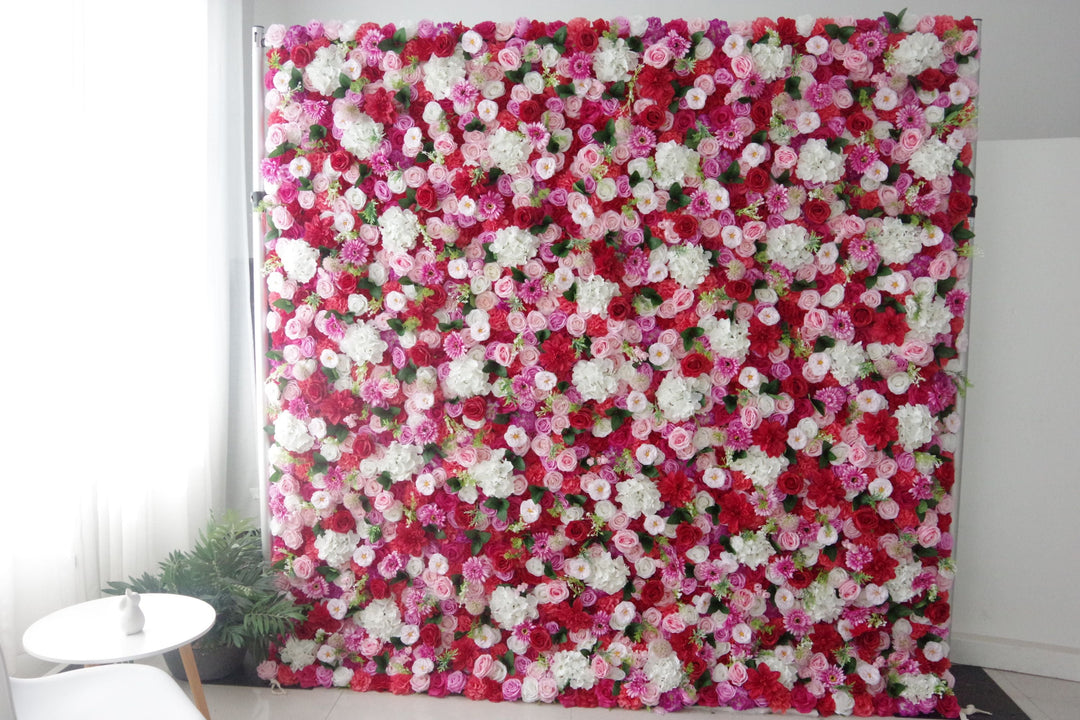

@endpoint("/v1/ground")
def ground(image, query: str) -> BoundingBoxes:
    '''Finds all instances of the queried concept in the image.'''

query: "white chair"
[1,648,206,720]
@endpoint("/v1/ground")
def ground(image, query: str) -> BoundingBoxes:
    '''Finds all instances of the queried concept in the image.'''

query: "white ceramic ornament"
[118,588,145,635]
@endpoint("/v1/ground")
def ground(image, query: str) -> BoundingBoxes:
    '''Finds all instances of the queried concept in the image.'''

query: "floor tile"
[986,669,1080,720]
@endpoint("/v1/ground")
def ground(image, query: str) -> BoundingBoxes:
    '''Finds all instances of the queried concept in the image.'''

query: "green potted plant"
[104,512,304,681]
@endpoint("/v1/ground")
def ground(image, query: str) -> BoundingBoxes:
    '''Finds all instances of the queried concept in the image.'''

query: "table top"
[22,593,217,665]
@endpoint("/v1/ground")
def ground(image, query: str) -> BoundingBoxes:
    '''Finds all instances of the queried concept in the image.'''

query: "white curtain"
[0,0,249,675]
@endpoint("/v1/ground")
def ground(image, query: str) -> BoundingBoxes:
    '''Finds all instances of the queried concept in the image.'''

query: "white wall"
[247,0,1080,681]
[951,137,1080,682]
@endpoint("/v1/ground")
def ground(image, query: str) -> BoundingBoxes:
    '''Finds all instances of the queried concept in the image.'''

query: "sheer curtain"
[0,0,247,675]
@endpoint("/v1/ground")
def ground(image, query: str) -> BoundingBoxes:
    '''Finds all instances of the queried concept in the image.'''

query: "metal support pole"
[250,25,270,559]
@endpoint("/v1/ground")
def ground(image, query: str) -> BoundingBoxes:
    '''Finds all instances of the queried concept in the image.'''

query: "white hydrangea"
[444,355,491,399]
[898,673,944,703]
[893,403,934,451]
[887,32,946,76]
[490,225,540,268]
[874,218,924,265]
[377,205,422,256]
[273,410,314,453]
[656,374,702,422]
[471,449,515,499]
[886,561,921,603]
[305,44,347,95]
[645,650,685,693]
[377,441,425,482]
[702,316,751,361]
[358,598,404,641]
[279,637,318,671]
[422,52,467,100]
[750,42,792,82]
[796,138,844,185]
[275,237,320,283]
[487,127,532,174]
[550,650,595,689]
[340,114,384,160]
[828,340,867,386]
[575,275,619,317]
[909,136,959,181]
[804,579,844,623]
[572,357,618,402]
[668,245,711,289]
[315,530,361,566]
[339,321,387,366]
[653,140,700,188]
[904,290,953,341]
[730,531,776,569]
[584,550,631,595]
[729,447,789,489]
[490,586,536,630]
[615,474,662,519]
[766,223,814,270]
[592,36,638,83]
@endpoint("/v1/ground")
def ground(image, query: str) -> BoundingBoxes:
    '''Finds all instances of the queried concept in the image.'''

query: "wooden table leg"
[178,644,211,720]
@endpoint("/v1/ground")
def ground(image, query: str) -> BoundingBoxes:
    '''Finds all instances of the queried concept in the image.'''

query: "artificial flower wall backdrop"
[257,10,978,716]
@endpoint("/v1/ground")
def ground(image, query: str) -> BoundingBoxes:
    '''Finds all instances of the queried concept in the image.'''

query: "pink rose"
[473,654,494,679]
[565,313,588,336]
[556,448,578,472]
[899,128,924,152]
[608,512,631,531]
[774,146,799,169]
[730,55,754,78]
[839,579,861,601]
[877,499,900,520]
[667,426,694,452]
[293,554,315,579]
[778,530,801,551]
[917,525,942,547]
[642,43,672,68]
[727,662,749,686]
[492,343,514,367]
[497,47,522,70]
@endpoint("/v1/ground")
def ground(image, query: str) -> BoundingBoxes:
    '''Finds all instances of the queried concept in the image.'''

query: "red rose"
[852,507,880,534]
[409,344,433,367]
[354,433,376,458]
[462,396,487,422]
[564,519,591,544]
[745,167,771,193]
[803,198,832,225]
[607,296,632,322]
[420,623,442,648]
[368,578,389,599]
[924,599,951,625]
[777,471,805,496]
[530,627,552,651]
[327,509,356,533]
[639,579,665,605]
[673,214,698,238]
[936,694,961,719]
[918,68,948,91]
[571,28,600,53]
[290,45,313,67]
[569,409,593,430]
[638,104,667,130]
[672,110,696,134]
[847,111,873,136]
[518,99,542,123]
[673,522,702,551]
[390,674,413,695]
[329,150,352,173]
[948,192,973,218]
[415,184,438,210]
[850,305,874,328]
[680,352,710,377]
[431,33,455,57]
[727,279,753,301]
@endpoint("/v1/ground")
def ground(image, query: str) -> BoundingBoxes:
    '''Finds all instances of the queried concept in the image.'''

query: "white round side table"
[22,593,216,719]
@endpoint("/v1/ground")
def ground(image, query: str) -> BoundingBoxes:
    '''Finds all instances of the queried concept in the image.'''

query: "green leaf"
[308,124,327,142]
[592,119,616,145]
[884,9,907,33]
[397,364,417,384]
[936,277,958,297]
[386,318,405,335]
[267,142,296,159]
[813,335,836,352]
[639,287,663,306]
[555,84,576,99]
[529,485,546,504]
[723,396,738,414]
[465,530,492,556]
[681,326,705,351]
[271,298,295,313]
[563,283,578,302]
[784,76,802,100]
[719,160,743,184]
[645,227,662,250]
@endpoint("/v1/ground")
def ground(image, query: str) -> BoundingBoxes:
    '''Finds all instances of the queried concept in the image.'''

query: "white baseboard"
[951,632,1080,682]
